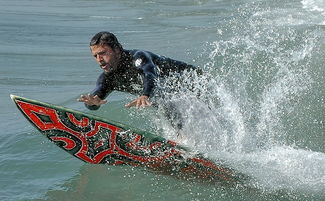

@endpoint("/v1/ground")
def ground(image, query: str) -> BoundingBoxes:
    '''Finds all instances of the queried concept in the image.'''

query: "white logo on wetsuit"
[135,58,143,67]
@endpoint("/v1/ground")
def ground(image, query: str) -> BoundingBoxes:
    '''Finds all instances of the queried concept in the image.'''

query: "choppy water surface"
[0,0,324,200]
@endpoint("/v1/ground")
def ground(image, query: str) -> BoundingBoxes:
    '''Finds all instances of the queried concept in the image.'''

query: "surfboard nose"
[10,94,16,101]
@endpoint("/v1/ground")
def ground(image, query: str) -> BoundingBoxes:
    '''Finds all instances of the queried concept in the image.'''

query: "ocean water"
[1,0,325,200]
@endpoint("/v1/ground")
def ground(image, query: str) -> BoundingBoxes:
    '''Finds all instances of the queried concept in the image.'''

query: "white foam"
[301,0,325,24]
[224,146,325,193]
[302,0,325,13]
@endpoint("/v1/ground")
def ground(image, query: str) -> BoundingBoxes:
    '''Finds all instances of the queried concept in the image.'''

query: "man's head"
[90,32,123,73]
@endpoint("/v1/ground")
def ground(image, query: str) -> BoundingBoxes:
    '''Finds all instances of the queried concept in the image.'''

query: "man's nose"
[96,55,103,62]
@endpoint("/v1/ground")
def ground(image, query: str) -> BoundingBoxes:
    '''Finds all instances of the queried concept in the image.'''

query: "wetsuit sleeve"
[133,51,157,97]
[85,73,113,110]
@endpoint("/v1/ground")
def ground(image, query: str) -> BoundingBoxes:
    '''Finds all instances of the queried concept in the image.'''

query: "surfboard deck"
[10,94,242,183]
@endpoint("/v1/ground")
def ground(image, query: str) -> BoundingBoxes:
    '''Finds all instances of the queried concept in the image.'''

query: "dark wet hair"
[89,31,123,50]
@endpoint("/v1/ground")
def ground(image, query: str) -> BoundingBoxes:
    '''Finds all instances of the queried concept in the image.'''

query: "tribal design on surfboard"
[10,95,241,183]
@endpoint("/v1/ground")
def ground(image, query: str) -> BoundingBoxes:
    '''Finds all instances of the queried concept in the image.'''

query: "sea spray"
[149,3,325,195]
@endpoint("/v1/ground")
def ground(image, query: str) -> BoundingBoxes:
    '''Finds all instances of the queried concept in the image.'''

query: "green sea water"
[1,0,325,200]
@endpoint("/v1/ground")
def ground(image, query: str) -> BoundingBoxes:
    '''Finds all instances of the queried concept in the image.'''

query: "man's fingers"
[86,94,94,100]
[144,99,152,106]
[91,96,105,105]
[79,94,91,100]
[125,100,136,107]
[83,100,92,105]
[126,99,139,108]
[93,95,107,105]
[94,95,107,104]
[78,94,107,106]
[77,95,87,102]
[139,99,150,108]
[136,99,141,108]
[125,97,152,108]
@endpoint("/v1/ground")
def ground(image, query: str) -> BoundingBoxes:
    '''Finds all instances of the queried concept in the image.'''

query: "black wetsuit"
[86,49,199,110]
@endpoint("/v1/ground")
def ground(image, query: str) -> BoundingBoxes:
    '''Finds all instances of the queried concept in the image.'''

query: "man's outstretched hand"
[125,95,152,108]
[78,94,107,106]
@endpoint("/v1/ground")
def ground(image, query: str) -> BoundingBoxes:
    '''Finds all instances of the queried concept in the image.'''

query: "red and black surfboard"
[11,95,241,183]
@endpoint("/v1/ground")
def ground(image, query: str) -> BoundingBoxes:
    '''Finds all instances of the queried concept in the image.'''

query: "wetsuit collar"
[116,50,132,72]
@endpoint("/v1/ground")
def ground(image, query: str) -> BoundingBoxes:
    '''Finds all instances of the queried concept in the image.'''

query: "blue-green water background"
[1,0,325,200]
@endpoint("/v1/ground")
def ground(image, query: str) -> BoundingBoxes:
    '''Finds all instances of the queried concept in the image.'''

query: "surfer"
[78,31,201,130]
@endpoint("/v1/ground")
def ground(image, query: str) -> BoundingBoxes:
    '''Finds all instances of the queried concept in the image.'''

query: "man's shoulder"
[125,49,157,67]
[127,49,160,60]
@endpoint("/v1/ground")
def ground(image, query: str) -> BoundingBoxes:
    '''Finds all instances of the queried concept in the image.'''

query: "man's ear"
[113,47,121,54]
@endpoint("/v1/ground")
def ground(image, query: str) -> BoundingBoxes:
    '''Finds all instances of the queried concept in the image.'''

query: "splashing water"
[151,4,325,195]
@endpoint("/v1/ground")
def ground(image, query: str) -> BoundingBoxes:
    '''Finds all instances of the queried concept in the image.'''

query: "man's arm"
[78,73,112,110]
[133,51,158,97]
[126,51,157,108]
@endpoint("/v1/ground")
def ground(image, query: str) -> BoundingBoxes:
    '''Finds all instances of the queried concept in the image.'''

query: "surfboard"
[10,94,241,183]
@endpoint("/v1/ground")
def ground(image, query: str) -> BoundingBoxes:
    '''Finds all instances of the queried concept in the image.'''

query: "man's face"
[90,45,121,73]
